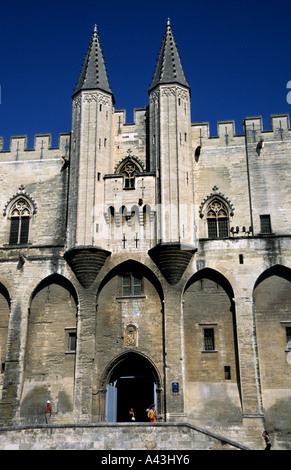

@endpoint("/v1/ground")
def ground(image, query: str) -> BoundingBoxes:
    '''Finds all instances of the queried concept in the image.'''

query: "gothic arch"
[253,264,291,292]
[253,264,291,430]
[4,192,37,245]
[100,351,163,422]
[184,267,235,300]
[183,268,242,423]
[0,282,11,308]
[199,190,234,240]
[115,156,144,190]
[30,273,78,306]
[3,186,37,217]
[97,259,164,302]
[21,274,79,423]
[114,155,144,175]
[94,260,165,422]
[100,350,162,388]
[199,191,234,219]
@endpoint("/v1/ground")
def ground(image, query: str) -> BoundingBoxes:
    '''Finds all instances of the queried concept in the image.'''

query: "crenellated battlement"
[0,133,71,160]
[191,113,290,148]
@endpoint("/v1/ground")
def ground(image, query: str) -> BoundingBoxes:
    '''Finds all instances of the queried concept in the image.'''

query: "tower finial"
[167,18,171,26]
[94,24,98,33]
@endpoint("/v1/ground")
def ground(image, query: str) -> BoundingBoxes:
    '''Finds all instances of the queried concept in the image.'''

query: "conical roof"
[150,18,189,92]
[73,25,114,99]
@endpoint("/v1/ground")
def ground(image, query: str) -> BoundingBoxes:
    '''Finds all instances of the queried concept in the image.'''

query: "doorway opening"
[105,352,159,422]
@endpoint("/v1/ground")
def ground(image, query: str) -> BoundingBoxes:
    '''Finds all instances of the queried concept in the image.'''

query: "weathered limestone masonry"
[0,423,251,450]
[0,19,290,450]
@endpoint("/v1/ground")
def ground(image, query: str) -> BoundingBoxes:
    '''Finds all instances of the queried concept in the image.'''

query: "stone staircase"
[0,422,252,450]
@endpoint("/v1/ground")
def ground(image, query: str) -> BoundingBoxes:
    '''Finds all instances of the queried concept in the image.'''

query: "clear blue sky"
[1,0,291,149]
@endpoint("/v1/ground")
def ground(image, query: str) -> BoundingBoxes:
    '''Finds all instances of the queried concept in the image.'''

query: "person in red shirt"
[45,400,52,424]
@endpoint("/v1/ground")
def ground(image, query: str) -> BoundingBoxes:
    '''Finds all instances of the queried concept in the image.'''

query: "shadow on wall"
[20,387,73,425]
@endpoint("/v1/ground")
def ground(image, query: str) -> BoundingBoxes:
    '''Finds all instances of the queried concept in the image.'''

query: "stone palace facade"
[0,19,290,445]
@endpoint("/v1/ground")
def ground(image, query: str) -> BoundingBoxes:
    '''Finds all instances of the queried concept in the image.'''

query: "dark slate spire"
[150,18,189,92]
[74,25,114,99]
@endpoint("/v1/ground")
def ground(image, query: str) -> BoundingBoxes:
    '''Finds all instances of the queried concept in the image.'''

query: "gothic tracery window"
[206,199,229,239]
[115,155,143,190]
[122,161,139,189]
[8,197,32,245]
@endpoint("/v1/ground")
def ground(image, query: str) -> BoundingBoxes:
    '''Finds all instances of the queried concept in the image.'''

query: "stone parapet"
[0,422,251,450]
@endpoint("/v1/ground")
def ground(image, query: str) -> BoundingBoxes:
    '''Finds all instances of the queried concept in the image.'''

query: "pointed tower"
[65,25,113,288]
[150,18,189,91]
[73,25,113,97]
[148,19,196,285]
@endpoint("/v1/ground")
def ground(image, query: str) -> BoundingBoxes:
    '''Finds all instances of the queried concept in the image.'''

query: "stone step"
[0,422,251,450]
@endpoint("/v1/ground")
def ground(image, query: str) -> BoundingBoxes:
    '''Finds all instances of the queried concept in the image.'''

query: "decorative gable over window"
[199,188,234,240]
[9,198,32,245]
[3,186,37,246]
[115,154,144,190]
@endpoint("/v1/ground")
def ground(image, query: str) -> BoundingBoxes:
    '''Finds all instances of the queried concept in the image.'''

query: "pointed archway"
[104,352,162,423]
[253,264,291,430]
[183,268,242,426]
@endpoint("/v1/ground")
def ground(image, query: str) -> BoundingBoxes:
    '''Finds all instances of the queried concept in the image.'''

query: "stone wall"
[184,275,241,426]
[20,278,78,424]
[0,423,252,450]
[191,115,291,241]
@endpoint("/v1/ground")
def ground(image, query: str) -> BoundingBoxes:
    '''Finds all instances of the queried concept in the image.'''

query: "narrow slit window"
[9,217,20,244]
[69,332,77,352]
[133,276,142,296]
[218,217,228,238]
[19,216,30,244]
[224,366,231,380]
[207,218,217,238]
[122,275,131,296]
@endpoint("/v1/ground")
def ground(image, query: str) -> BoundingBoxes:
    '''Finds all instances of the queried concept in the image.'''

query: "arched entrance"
[105,352,161,422]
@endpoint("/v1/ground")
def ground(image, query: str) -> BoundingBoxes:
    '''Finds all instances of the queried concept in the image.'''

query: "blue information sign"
[172,382,179,393]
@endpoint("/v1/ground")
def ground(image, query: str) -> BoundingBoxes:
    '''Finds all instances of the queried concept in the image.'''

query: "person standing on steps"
[45,400,52,424]
[262,430,271,450]
[147,404,157,422]
[129,408,135,421]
